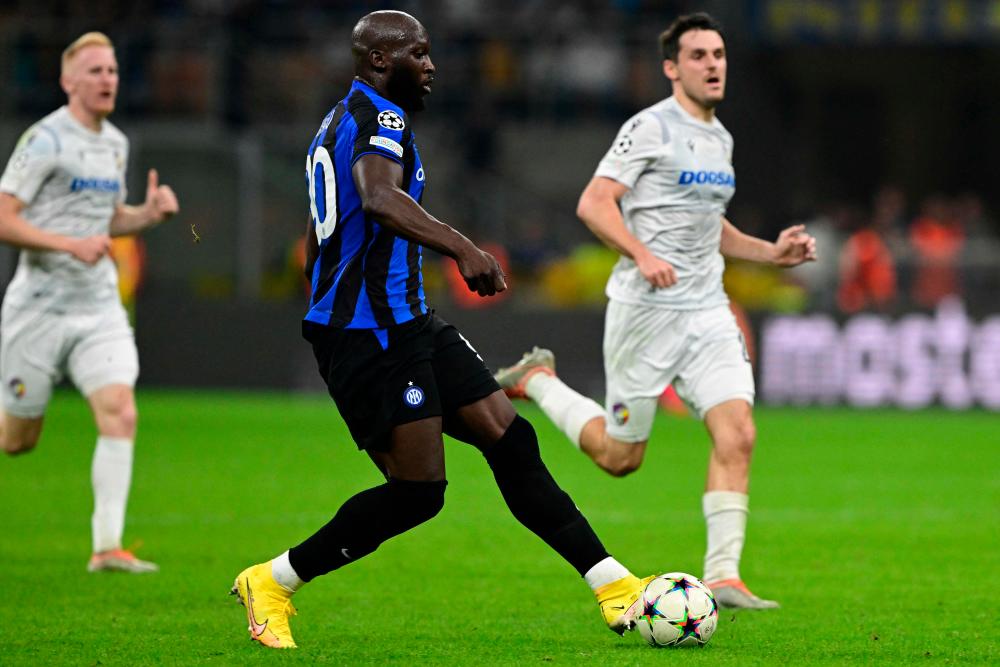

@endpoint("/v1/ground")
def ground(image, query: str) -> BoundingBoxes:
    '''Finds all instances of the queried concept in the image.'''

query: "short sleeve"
[0,125,59,205]
[351,106,408,165]
[593,113,664,190]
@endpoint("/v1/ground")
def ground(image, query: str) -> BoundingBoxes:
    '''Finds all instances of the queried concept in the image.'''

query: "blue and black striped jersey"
[304,79,427,330]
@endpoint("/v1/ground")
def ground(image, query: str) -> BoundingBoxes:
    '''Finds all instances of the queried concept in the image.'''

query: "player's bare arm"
[353,153,505,296]
[0,192,110,264]
[109,169,179,236]
[719,218,816,267]
[577,176,677,288]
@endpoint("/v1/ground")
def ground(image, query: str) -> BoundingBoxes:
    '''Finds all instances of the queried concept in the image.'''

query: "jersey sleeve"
[0,124,59,205]
[593,113,663,189]
[351,104,408,166]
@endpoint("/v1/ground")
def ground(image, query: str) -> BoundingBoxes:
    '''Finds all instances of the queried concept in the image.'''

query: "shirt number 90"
[307,146,337,242]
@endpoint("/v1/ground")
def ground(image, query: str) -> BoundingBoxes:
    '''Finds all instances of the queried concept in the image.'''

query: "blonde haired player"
[496,13,815,609]
[0,32,178,572]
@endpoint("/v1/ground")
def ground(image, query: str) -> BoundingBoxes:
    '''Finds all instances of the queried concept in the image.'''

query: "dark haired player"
[497,13,816,610]
[231,10,654,649]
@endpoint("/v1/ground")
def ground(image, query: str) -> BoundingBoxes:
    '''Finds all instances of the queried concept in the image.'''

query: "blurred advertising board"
[760,298,1000,409]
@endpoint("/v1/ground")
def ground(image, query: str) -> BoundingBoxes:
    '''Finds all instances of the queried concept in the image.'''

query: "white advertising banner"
[760,298,1000,409]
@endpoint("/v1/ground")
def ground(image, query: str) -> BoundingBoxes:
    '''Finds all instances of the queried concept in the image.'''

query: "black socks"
[483,415,609,575]
[289,478,447,581]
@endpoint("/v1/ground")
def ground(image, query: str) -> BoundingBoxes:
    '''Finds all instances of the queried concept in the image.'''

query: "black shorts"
[303,313,500,452]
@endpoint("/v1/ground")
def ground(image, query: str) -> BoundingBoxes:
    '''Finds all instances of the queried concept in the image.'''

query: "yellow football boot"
[595,573,656,635]
[230,562,298,649]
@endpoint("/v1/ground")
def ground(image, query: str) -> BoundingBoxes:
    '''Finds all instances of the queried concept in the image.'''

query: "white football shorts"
[603,300,754,442]
[1,302,139,418]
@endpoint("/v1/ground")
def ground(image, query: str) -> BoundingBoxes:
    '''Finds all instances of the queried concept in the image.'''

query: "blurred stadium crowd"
[1,0,998,320]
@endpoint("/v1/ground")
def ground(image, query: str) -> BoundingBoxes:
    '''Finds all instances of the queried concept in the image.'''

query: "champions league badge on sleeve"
[612,135,633,155]
[403,381,425,408]
[377,110,405,131]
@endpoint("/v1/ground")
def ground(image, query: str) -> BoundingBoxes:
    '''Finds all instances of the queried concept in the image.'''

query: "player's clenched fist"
[457,245,507,297]
[68,234,112,265]
[635,248,678,289]
[771,224,817,267]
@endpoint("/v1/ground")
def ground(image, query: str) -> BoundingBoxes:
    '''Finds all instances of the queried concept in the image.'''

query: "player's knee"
[389,478,447,525]
[2,433,39,455]
[734,419,756,455]
[482,415,541,471]
[1,415,42,454]
[603,457,642,478]
[598,437,645,477]
[98,400,138,437]
[716,420,755,463]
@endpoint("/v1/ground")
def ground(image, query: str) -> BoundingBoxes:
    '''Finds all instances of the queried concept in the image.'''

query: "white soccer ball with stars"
[635,572,718,648]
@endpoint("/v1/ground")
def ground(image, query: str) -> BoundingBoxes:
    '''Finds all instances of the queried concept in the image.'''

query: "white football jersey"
[594,96,734,310]
[0,106,127,312]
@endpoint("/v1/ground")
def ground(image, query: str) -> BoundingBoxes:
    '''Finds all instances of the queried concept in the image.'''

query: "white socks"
[271,550,305,592]
[91,436,133,553]
[702,491,749,583]
[583,556,632,591]
[524,373,605,448]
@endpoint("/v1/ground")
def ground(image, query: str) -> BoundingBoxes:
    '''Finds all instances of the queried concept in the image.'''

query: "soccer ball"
[635,572,718,648]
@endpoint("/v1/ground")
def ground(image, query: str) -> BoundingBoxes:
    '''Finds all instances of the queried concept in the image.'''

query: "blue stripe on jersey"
[388,237,416,321]
[305,80,427,330]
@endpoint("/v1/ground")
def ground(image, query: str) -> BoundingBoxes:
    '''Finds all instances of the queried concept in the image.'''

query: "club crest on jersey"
[612,135,633,155]
[8,378,25,399]
[403,382,425,408]
[612,402,630,426]
[377,110,405,131]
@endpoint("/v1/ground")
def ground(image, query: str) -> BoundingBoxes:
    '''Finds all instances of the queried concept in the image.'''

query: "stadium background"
[1,3,998,664]
[1,0,998,405]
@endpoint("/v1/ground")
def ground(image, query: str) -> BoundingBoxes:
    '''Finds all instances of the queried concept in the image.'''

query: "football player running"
[0,32,178,573]
[496,13,815,610]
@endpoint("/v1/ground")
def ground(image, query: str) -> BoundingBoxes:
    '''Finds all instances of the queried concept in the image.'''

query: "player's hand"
[144,169,179,224]
[635,249,677,289]
[771,224,817,267]
[68,234,111,265]
[456,245,507,297]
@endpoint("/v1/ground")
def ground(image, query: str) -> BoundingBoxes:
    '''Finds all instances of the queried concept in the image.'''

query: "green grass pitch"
[0,390,996,665]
